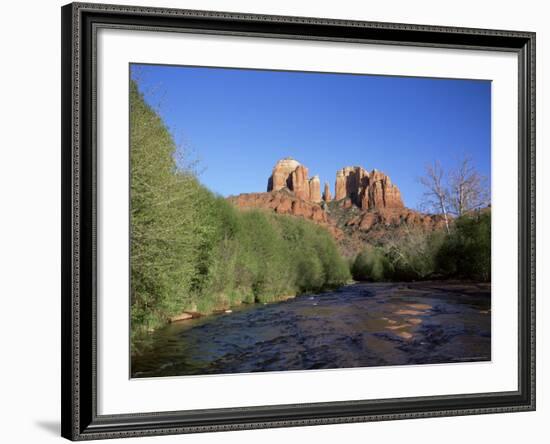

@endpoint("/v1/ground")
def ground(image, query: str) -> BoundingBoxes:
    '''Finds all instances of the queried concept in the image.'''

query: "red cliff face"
[267,158,316,201]
[267,157,301,192]
[335,166,369,203]
[323,182,332,202]
[267,158,403,210]
[335,167,404,210]
[229,191,327,223]
[309,176,321,202]
[291,164,310,200]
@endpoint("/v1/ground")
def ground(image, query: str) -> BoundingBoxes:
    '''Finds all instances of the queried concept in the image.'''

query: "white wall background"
[0,0,546,443]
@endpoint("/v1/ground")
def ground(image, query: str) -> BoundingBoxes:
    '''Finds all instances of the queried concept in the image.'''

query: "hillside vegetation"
[351,211,491,282]
[130,81,350,350]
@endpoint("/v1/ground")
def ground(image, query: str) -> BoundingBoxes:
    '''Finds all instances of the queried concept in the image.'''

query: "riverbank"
[139,281,352,334]
[143,279,487,329]
[132,281,354,355]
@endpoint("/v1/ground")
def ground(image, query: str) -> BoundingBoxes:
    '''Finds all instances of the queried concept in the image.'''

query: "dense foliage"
[351,212,491,282]
[436,212,491,281]
[130,81,350,348]
[351,246,390,282]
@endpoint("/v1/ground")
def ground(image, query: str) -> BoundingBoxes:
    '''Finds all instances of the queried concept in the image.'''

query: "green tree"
[351,246,390,281]
[436,211,491,281]
[130,80,213,338]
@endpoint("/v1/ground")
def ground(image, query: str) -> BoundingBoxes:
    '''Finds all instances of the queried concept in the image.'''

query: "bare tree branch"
[448,155,490,216]
[418,160,450,233]
[418,155,490,227]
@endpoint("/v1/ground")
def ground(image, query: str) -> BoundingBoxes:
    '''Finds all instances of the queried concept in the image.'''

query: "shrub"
[436,212,491,281]
[351,213,490,283]
[351,247,390,281]
[382,228,445,280]
[130,80,213,337]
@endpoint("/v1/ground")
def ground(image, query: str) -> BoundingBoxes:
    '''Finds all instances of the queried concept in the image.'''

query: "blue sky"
[131,64,491,209]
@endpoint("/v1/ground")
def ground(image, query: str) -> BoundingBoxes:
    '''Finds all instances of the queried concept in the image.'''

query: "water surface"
[132,281,491,378]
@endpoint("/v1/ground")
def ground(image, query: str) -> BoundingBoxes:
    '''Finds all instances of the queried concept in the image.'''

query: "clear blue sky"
[131,64,491,209]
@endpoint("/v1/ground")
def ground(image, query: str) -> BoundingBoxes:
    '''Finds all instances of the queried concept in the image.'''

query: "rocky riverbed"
[131,281,491,378]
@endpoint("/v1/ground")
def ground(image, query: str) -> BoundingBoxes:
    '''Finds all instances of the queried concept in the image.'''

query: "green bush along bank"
[351,212,491,283]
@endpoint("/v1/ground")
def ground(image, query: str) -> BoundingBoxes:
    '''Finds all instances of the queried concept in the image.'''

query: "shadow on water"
[132,281,491,378]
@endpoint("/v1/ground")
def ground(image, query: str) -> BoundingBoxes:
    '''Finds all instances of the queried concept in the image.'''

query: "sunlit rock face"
[323,182,332,202]
[291,164,311,200]
[335,167,404,209]
[268,158,403,210]
[267,157,317,201]
[335,166,369,203]
[267,157,302,192]
[309,176,321,203]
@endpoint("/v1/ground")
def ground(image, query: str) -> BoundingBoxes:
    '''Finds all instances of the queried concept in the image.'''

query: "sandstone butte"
[228,157,447,255]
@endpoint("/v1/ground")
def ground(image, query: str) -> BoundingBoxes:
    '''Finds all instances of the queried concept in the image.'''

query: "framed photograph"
[61,2,535,440]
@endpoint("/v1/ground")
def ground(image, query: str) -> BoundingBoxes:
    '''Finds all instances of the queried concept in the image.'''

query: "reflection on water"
[131,281,491,378]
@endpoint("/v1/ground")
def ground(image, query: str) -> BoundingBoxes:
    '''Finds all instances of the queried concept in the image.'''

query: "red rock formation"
[323,182,332,202]
[383,182,404,209]
[309,176,321,202]
[343,207,448,233]
[267,157,301,192]
[367,170,404,209]
[267,159,403,210]
[335,167,404,210]
[267,158,321,202]
[335,166,368,202]
[291,164,310,200]
[367,171,385,209]
[229,191,326,223]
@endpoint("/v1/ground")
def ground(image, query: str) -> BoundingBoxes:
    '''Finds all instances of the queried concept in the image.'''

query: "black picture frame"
[61,2,536,440]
